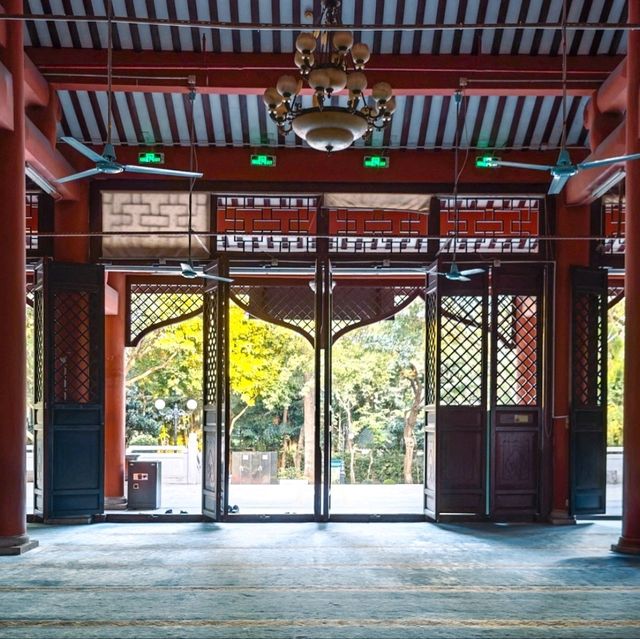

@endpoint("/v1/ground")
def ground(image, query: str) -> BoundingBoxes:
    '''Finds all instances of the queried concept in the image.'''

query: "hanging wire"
[451,90,463,262]
[187,89,197,264]
[560,0,568,152]
[106,0,113,147]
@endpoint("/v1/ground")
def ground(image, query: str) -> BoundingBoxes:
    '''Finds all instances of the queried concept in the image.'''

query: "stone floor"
[1,520,639,638]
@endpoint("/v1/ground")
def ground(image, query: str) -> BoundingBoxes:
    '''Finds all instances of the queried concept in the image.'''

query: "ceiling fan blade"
[55,167,102,183]
[492,160,555,172]
[578,152,640,171]
[123,165,204,178]
[60,137,106,163]
[459,268,485,276]
[548,174,570,195]
[445,275,471,282]
[202,273,234,283]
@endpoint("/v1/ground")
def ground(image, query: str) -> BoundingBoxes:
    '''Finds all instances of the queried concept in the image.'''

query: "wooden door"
[424,263,439,520]
[315,258,332,521]
[202,259,230,520]
[424,263,489,520]
[490,266,545,518]
[570,267,608,515]
[33,260,105,521]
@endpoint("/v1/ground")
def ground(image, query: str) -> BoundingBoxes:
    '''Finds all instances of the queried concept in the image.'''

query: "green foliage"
[126,315,203,444]
[129,433,158,446]
[608,302,625,446]
[125,385,161,444]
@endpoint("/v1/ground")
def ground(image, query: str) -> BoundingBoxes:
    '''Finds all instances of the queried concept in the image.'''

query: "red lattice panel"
[216,196,318,235]
[440,198,539,237]
[328,209,428,236]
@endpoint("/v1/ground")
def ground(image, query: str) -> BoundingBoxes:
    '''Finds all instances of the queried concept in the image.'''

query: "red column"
[0,0,37,554]
[54,183,89,263]
[104,273,127,507]
[613,0,640,555]
[550,197,590,524]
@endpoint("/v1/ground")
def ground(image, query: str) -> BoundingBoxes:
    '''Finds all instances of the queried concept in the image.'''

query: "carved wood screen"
[230,284,316,345]
[33,261,105,521]
[332,285,422,342]
[126,279,203,346]
[440,197,541,254]
[570,267,608,516]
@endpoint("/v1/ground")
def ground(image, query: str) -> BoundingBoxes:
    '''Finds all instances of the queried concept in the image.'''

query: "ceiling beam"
[59,144,580,188]
[27,49,622,97]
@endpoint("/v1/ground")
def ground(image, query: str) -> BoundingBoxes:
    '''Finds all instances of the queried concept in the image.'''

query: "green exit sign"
[363,155,390,169]
[138,151,165,165]
[475,155,500,168]
[251,154,276,167]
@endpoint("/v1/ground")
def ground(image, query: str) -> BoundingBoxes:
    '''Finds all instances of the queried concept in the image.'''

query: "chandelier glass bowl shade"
[263,1,395,152]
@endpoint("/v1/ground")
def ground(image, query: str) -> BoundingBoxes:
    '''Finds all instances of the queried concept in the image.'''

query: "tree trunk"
[403,365,423,484]
[346,404,356,484]
[280,406,290,472]
[294,427,303,476]
[403,416,416,483]
[229,403,249,436]
[302,371,315,482]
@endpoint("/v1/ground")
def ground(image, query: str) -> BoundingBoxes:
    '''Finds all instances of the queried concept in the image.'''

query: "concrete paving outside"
[26,481,623,517]
[1,520,638,638]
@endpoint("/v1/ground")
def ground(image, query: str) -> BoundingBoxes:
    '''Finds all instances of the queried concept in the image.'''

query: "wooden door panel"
[490,267,545,520]
[202,259,230,521]
[570,267,607,516]
[33,261,105,521]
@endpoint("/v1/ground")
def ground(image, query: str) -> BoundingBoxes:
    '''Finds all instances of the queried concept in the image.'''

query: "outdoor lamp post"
[154,398,198,445]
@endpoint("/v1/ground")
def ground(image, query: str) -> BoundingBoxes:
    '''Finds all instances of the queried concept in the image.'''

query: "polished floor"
[0,520,639,638]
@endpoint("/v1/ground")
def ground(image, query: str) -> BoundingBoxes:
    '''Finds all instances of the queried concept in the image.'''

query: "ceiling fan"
[179,261,233,283]
[179,91,232,285]
[434,89,485,282]
[480,0,640,195]
[56,1,202,184]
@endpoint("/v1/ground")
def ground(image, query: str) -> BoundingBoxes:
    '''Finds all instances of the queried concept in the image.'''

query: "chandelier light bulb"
[332,31,354,52]
[383,96,397,114]
[263,87,283,109]
[346,71,367,94]
[296,32,317,55]
[326,67,348,93]
[351,42,370,66]
[294,51,313,69]
[276,74,300,99]
[308,68,331,92]
[372,82,393,104]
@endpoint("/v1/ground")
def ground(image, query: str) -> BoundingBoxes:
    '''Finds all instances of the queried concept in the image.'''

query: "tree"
[331,298,425,484]
[125,314,203,443]
[608,301,625,446]
[228,305,314,480]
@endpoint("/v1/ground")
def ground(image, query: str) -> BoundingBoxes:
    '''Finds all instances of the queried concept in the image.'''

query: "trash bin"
[127,461,162,509]
[330,458,344,484]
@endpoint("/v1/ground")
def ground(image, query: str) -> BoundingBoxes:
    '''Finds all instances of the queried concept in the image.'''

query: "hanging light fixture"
[263,0,395,152]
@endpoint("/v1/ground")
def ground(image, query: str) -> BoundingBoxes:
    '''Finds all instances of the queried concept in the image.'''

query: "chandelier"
[263,0,395,152]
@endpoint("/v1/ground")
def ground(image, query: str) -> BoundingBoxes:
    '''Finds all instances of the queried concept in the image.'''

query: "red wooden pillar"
[550,197,590,524]
[104,273,127,507]
[54,183,89,263]
[0,0,38,554]
[613,0,640,555]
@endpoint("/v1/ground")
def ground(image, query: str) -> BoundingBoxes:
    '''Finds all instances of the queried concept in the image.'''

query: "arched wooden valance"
[126,280,203,346]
